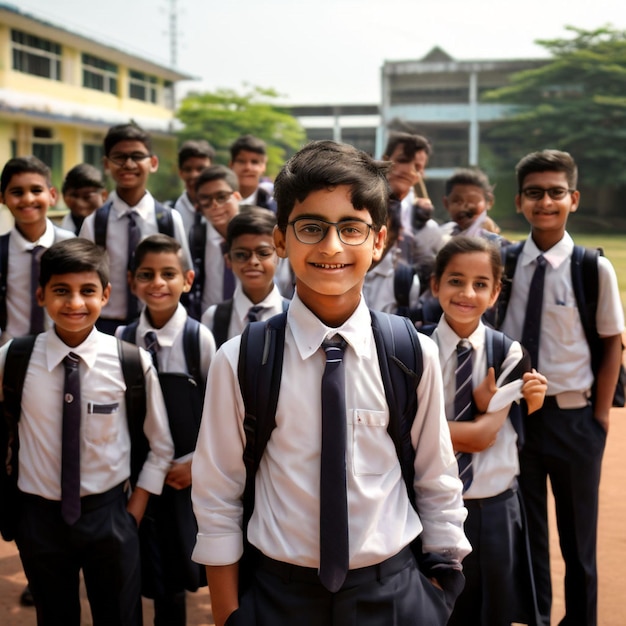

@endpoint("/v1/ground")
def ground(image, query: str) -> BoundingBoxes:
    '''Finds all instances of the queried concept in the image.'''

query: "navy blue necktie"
[188,211,206,320]
[144,331,160,370]
[319,336,349,592]
[29,245,45,334]
[220,241,236,300]
[454,340,474,493]
[246,305,264,323]
[62,352,82,525]
[126,211,141,321]
[521,255,546,370]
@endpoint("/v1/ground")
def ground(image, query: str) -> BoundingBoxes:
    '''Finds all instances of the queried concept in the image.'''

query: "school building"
[0,2,191,193]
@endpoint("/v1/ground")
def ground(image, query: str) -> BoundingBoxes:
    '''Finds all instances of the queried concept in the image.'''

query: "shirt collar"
[11,219,56,251]
[44,326,102,371]
[136,303,187,349]
[232,284,284,321]
[287,292,373,361]
[109,189,154,219]
[433,315,485,363]
[521,231,574,270]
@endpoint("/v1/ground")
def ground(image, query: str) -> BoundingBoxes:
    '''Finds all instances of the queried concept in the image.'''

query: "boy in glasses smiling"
[79,123,191,334]
[192,140,470,626]
[201,207,288,348]
[495,149,624,626]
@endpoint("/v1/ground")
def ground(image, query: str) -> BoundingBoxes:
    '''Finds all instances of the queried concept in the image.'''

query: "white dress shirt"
[501,233,624,396]
[2,220,74,345]
[173,192,205,237]
[202,283,286,340]
[201,221,239,313]
[79,191,192,320]
[192,293,470,568]
[433,317,525,499]
[0,328,174,498]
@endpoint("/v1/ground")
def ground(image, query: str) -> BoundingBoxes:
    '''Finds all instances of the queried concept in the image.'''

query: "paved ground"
[2,406,625,625]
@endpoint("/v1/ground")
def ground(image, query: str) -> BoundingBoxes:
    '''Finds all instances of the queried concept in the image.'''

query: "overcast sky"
[19,0,626,104]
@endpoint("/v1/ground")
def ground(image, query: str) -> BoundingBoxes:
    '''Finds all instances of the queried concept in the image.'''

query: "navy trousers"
[15,484,142,626]
[519,401,606,626]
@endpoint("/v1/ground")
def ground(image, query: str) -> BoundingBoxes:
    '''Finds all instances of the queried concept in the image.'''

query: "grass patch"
[502,232,626,312]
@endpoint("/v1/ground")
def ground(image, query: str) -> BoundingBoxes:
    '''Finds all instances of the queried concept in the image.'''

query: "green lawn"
[502,232,626,312]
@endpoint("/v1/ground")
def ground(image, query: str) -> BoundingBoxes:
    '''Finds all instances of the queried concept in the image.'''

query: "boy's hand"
[522,369,548,414]
[165,460,192,490]
[473,367,497,413]
[127,486,150,526]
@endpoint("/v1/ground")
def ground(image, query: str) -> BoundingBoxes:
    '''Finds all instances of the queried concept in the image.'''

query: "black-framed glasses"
[521,187,574,201]
[107,152,153,167]
[229,246,276,263]
[288,217,373,246]
[196,191,235,209]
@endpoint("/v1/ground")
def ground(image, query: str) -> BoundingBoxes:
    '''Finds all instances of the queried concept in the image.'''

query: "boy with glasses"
[202,207,288,348]
[79,123,191,334]
[496,149,624,626]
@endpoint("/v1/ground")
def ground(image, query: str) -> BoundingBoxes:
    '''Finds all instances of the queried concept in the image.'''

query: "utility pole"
[169,0,178,69]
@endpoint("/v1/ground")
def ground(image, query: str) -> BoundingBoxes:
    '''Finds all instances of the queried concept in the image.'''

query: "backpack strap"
[120,321,139,344]
[212,300,234,350]
[182,316,203,387]
[393,262,415,313]
[154,202,175,238]
[491,241,524,329]
[370,310,423,512]
[0,233,10,331]
[94,200,113,248]
[117,339,149,486]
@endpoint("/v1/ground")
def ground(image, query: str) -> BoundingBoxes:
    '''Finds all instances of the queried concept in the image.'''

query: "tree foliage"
[176,85,306,177]
[484,26,626,187]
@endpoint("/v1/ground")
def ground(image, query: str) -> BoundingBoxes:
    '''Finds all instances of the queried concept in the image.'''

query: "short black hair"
[515,149,578,192]
[383,132,432,160]
[178,139,216,168]
[273,140,390,231]
[433,236,502,285]
[62,163,105,194]
[444,168,494,199]
[130,233,190,273]
[1,156,52,193]
[194,165,239,194]
[39,238,110,289]
[230,135,267,161]
[226,206,276,251]
[104,123,152,156]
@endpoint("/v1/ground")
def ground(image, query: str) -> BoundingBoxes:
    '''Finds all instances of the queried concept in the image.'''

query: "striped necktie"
[454,339,474,492]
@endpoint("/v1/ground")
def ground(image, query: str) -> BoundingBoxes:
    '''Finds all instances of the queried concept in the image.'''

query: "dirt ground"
[1,406,625,626]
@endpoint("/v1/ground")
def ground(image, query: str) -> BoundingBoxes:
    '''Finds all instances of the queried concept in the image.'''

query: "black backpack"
[235,309,464,596]
[492,242,625,407]
[0,336,148,541]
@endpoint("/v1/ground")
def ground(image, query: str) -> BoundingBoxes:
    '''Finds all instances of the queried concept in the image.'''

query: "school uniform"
[173,191,204,237]
[192,293,471,625]
[433,317,538,626]
[239,186,277,213]
[0,219,74,346]
[117,304,215,626]
[500,233,624,626]
[0,328,174,626]
[60,212,83,235]
[79,191,192,330]
[201,283,286,343]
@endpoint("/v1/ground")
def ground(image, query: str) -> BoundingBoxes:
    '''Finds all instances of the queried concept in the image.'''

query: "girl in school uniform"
[429,236,547,626]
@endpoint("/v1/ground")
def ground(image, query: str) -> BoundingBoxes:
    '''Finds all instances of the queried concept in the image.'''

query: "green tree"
[485,26,626,189]
[176,85,306,177]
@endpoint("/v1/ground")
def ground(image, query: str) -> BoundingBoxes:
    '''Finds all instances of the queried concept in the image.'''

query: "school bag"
[236,308,464,596]
[93,199,175,248]
[492,241,626,407]
[211,298,290,349]
[0,336,149,542]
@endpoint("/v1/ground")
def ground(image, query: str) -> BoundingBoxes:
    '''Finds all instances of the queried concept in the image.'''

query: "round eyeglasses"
[288,217,373,246]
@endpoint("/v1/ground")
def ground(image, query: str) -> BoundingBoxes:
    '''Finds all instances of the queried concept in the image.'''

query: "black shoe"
[20,585,35,607]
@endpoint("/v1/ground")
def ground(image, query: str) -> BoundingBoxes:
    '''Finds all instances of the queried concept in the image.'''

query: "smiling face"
[131,251,193,328]
[274,185,386,326]
[196,178,241,237]
[386,145,428,200]
[179,156,211,201]
[227,233,277,303]
[104,139,158,198]
[516,171,579,249]
[431,251,500,338]
[443,184,492,232]
[37,271,110,347]
[229,150,267,197]
[0,172,56,240]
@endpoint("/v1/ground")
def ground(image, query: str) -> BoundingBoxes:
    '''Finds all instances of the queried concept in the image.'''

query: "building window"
[82,54,118,95]
[83,144,104,168]
[163,81,175,109]
[11,29,62,81]
[129,70,157,103]
[33,143,63,190]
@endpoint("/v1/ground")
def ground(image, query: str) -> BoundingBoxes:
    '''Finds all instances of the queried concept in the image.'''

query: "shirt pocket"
[85,402,120,445]
[350,409,396,476]
[544,303,579,344]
